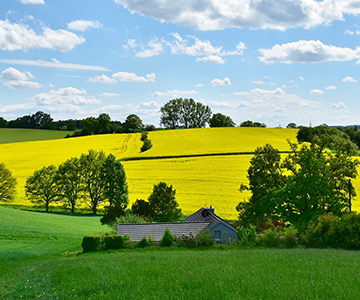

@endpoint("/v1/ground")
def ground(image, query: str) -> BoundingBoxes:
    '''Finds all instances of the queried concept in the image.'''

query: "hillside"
[1,127,358,219]
[0,128,69,144]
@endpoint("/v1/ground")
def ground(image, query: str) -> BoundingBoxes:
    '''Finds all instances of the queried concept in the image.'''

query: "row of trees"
[237,141,358,231]
[25,150,129,214]
[0,163,17,203]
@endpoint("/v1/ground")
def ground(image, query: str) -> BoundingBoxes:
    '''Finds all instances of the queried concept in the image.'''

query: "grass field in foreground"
[1,206,360,300]
[0,128,69,144]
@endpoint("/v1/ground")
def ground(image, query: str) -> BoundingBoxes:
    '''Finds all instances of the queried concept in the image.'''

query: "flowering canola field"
[1,127,359,219]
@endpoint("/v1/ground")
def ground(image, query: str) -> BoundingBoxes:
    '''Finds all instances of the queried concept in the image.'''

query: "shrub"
[160,228,175,247]
[82,234,105,252]
[338,213,360,250]
[237,225,257,245]
[141,131,148,141]
[104,234,132,250]
[177,233,197,248]
[197,230,214,247]
[141,138,152,152]
[255,227,298,248]
[136,236,154,248]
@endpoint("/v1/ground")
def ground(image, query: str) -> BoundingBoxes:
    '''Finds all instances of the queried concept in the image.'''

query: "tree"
[189,101,212,128]
[240,120,266,127]
[25,165,58,212]
[209,113,236,127]
[57,157,82,213]
[237,142,359,231]
[286,123,297,129]
[0,117,8,128]
[81,117,100,135]
[124,114,143,132]
[131,199,155,221]
[98,113,111,133]
[0,163,17,203]
[159,98,182,129]
[148,182,182,222]
[79,150,107,214]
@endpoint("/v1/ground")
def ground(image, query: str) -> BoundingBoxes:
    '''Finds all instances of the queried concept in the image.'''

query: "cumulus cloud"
[114,0,360,31]
[152,89,199,97]
[135,39,164,58]
[259,40,360,64]
[211,77,232,86]
[32,87,101,106]
[4,80,42,90]
[1,67,33,81]
[0,19,85,52]
[342,76,357,82]
[331,102,347,109]
[19,0,45,4]
[67,20,103,31]
[88,75,117,84]
[100,92,120,98]
[252,80,266,85]
[234,87,286,97]
[197,55,225,64]
[310,89,324,95]
[112,72,156,82]
[326,85,337,90]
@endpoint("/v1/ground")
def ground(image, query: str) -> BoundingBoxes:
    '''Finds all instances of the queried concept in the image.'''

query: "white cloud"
[331,102,347,109]
[32,87,101,106]
[299,76,305,81]
[88,75,117,84]
[342,76,357,82]
[325,85,337,90]
[259,40,360,64]
[0,59,109,71]
[252,80,266,85]
[235,87,286,97]
[112,72,156,82]
[310,89,324,95]
[1,67,33,81]
[0,19,85,52]
[211,77,232,86]
[196,83,204,88]
[152,89,199,97]
[115,0,360,31]
[135,39,164,58]
[138,101,160,110]
[100,92,120,98]
[4,80,42,90]
[197,55,225,64]
[18,0,45,4]
[67,20,103,31]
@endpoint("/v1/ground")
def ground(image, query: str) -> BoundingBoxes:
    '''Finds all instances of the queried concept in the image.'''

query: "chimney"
[207,205,214,215]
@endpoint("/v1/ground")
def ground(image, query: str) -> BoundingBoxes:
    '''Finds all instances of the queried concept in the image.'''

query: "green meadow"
[0,129,69,144]
[1,205,360,299]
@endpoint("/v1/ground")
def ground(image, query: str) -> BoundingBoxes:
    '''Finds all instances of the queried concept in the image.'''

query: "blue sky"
[1,0,360,127]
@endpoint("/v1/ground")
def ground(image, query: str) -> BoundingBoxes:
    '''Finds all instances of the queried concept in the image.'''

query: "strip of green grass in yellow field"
[0,128,69,144]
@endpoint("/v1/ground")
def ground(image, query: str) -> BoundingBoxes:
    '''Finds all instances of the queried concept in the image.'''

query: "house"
[117,207,238,243]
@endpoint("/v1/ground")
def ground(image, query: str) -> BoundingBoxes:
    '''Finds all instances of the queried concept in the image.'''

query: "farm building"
[117,207,237,243]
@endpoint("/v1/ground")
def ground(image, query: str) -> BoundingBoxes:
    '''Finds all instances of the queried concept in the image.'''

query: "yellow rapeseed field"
[1,127,359,219]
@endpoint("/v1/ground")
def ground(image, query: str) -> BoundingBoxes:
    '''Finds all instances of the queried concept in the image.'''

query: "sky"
[1,0,360,127]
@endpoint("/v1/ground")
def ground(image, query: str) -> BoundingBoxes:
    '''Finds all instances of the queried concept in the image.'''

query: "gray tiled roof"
[117,222,210,242]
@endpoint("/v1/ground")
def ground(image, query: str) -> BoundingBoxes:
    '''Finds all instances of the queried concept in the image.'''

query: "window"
[214,230,221,241]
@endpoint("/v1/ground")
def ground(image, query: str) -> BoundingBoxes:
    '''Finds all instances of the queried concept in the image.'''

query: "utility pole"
[349,179,352,212]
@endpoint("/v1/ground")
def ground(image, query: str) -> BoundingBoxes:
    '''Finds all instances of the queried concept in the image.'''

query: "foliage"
[197,230,215,246]
[141,138,152,152]
[25,165,58,212]
[131,199,155,221]
[141,131,148,141]
[0,117,8,128]
[160,228,175,247]
[301,212,360,250]
[0,162,17,203]
[82,234,105,252]
[240,120,266,128]
[238,142,358,230]
[160,98,212,129]
[286,123,297,129]
[209,113,236,127]
[236,225,257,245]
[255,227,298,248]
[136,236,154,248]
[148,182,182,222]
[100,204,125,226]
[82,233,132,252]
[8,111,54,129]
[104,234,132,250]
[125,114,144,132]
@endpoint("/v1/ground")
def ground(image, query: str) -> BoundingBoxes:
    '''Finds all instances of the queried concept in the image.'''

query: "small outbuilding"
[117,207,238,243]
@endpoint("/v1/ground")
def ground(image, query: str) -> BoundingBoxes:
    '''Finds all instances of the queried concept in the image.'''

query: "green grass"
[2,206,360,299]
[0,128,69,144]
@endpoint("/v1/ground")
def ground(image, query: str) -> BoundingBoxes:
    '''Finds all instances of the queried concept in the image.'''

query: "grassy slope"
[1,206,360,300]
[0,128,69,144]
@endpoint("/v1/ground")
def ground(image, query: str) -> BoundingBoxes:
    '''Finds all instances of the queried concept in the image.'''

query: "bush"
[177,233,198,248]
[82,234,105,252]
[160,228,175,247]
[197,230,214,247]
[136,236,154,248]
[338,213,360,250]
[237,225,257,245]
[141,138,152,152]
[141,131,148,141]
[256,227,298,248]
[104,234,132,250]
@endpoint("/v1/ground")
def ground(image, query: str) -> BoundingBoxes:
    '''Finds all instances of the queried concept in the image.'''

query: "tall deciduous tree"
[0,162,17,203]
[237,142,358,230]
[124,114,144,132]
[57,157,82,213]
[148,182,182,222]
[80,150,107,214]
[25,165,58,212]
[209,113,236,127]
[159,98,181,129]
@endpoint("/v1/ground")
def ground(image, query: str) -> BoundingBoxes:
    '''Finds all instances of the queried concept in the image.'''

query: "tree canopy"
[0,163,17,203]
[209,113,236,127]
[125,114,144,132]
[237,142,358,230]
[240,120,267,128]
[159,98,212,129]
